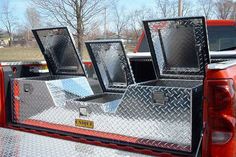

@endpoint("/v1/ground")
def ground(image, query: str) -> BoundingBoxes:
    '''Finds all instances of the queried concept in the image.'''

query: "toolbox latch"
[152,91,167,106]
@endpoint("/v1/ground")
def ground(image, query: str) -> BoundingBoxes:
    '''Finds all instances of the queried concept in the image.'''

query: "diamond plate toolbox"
[12,76,94,122]
[11,27,94,123]
[67,80,203,153]
[11,17,209,154]
[12,79,202,152]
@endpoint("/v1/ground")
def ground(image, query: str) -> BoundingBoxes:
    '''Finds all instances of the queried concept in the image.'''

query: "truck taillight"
[213,85,234,111]
[203,79,236,157]
[211,116,233,144]
[212,131,233,144]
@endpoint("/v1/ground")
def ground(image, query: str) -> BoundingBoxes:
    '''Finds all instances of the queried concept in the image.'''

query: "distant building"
[0,39,8,47]
[0,29,10,47]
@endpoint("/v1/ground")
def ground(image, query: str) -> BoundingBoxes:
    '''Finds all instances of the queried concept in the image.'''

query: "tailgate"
[0,127,151,157]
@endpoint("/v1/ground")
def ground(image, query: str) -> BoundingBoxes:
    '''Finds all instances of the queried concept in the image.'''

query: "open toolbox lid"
[143,16,210,79]
[85,40,135,92]
[32,27,86,76]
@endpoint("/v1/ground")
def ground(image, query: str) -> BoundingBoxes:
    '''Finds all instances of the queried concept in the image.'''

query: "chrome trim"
[208,60,236,70]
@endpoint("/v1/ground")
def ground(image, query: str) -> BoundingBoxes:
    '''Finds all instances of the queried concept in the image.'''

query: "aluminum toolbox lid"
[32,27,86,76]
[85,40,135,93]
[143,16,210,79]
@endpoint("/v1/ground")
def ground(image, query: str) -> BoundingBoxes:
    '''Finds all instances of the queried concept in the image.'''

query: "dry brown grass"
[0,44,135,62]
[0,47,44,62]
[0,47,90,61]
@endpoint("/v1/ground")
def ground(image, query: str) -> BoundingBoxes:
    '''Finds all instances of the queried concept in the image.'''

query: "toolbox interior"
[75,93,123,103]
[142,79,202,88]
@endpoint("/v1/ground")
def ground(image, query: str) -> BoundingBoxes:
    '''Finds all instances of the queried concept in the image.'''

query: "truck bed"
[0,127,151,157]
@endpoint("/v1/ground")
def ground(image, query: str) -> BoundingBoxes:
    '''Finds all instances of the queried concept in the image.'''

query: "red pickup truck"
[0,18,235,157]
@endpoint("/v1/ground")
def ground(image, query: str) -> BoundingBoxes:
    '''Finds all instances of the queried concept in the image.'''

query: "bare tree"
[229,2,236,20]
[129,8,153,40]
[84,21,102,40]
[0,0,17,46]
[198,0,214,19]
[155,0,192,17]
[112,2,130,38]
[31,0,105,52]
[215,0,234,19]
[25,7,41,28]
[182,0,192,16]
[155,0,177,18]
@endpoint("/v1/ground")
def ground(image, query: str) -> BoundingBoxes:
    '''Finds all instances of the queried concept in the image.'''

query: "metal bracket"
[195,125,205,157]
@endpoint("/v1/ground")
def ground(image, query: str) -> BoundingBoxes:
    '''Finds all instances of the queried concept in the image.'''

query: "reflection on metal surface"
[33,27,86,76]
[0,128,151,157]
[144,17,209,79]
[12,76,94,122]
[208,60,236,70]
[161,26,198,68]
[85,40,135,92]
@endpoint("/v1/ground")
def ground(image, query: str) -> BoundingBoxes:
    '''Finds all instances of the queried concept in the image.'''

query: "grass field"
[0,45,135,62]
[0,47,91,62]
[0,47,44,62]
